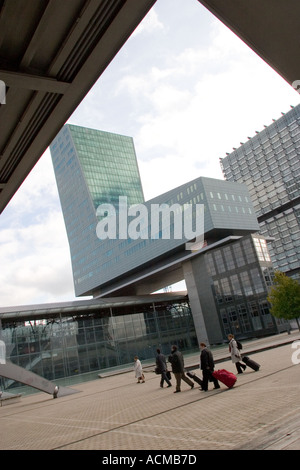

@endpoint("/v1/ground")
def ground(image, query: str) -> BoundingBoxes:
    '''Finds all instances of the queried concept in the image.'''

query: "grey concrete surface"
[0,331,299,451]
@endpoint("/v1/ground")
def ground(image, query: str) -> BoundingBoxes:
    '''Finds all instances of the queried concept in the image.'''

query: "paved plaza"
[0,331,300,451]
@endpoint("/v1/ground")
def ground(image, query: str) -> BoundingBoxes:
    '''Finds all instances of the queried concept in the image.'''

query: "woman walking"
[134,356,145,383]
[228,334,246,374]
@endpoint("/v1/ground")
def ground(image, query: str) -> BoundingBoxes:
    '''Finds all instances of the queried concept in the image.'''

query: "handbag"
[166,370,171,380]
[155,366,160,375]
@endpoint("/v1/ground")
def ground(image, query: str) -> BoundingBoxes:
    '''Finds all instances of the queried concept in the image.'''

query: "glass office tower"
[50,124,144,296]
[220,104,300,280]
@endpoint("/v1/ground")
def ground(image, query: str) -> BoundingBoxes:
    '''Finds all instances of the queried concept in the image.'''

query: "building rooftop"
[0,291,188,321]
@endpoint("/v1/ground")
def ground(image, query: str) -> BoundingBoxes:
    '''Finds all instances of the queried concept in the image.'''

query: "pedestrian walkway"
[0,331,299,450]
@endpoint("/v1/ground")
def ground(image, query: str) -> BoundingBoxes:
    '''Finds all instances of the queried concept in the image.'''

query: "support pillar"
[183,260,210,346]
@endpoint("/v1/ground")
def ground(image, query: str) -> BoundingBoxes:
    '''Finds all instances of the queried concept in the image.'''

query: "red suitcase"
[212,369,237,388]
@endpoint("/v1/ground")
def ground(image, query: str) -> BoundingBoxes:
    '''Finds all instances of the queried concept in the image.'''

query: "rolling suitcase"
[242,356,260,371]
[212,369,237,388]
[187,371,203,388]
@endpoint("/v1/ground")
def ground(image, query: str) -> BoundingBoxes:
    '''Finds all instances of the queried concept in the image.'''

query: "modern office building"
[50,125,258,299]
[50,124,144,298]
[220,104,300,281]
[48,124,285,348]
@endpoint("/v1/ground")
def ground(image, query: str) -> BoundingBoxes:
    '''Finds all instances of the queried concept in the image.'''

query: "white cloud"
[0,150,79,306]
[132,19,299,199]
[0,202,76,306]
[132,8,164,36]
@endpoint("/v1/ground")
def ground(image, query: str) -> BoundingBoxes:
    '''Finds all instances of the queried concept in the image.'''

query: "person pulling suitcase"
[199,343,220,391]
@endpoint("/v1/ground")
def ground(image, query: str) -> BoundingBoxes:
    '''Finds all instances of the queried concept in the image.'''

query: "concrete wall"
[183,255,224,346]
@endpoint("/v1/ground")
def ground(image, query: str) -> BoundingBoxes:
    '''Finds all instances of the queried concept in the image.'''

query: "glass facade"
[220,104,300,280]
[205,234,282,338]
[66,125,145,209]
[0,297,197,392]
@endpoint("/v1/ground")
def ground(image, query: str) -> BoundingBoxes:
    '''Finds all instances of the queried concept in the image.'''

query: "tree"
[267,271,300,330]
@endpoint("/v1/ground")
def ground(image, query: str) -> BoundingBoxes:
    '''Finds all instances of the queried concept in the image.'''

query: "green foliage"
[267,271,300,322]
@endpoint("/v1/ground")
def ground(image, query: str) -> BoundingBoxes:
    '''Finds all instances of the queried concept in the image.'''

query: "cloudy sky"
[0,0,299,307]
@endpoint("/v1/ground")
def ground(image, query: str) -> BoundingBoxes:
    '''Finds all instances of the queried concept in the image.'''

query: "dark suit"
[156,352,171,387]
[169,348,194,391]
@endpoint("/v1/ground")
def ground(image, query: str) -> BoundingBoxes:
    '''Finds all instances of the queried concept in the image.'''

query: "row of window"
[220,299,275,336]
[211,204,252,214]
[221,115,300,168]
[205,238,260,276]
[213,267,267,302]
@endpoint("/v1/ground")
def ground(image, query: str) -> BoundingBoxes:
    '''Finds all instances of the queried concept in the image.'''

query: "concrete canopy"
[0,0,156,213]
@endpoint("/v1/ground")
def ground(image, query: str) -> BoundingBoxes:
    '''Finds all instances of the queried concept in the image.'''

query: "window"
[250,268,265,293]
[234,244,246,267]
[249,302,263,330]
[259,301,274,329]
[224,246,235,270]
[253,237,271,262]
[206,253,216,276]
[242,239,256,263]
[213,250,226,273]
[240,271,253,296]
[230,274,242,296]
[226,306,241,334]
[262,267,274,287]
[221,278,232,302]
[220,308,231,335]
[237,304,252,332]
[213,280,223,304]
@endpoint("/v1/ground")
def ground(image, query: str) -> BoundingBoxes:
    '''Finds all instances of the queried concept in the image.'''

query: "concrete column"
[182,260,210,346]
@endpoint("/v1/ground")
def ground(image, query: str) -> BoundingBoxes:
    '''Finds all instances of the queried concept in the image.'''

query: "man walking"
[168,345,194,393]
[156,348,172,388]
[199,342,220,391]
